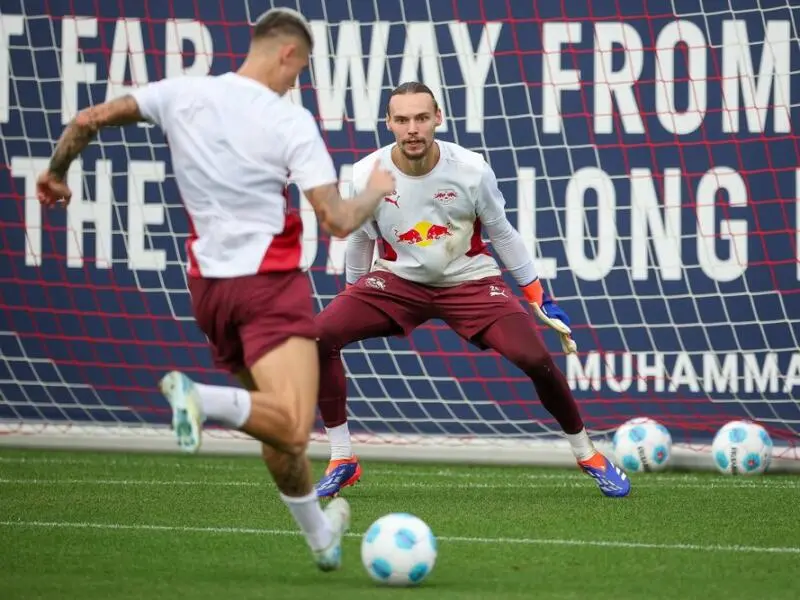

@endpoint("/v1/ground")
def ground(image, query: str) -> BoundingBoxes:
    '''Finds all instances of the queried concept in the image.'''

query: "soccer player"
[35,8,396,571]
[314,82,631,499]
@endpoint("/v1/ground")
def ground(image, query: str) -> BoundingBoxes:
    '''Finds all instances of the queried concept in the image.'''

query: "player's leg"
[436,277,630,498]
[161,273,319,455]
[245,337,350,570]
[473,312,588,442]
[230,355,348,571]
[315,295,402,496]
[316,273,432,497]
[160,344,347,569]
[474,313,630,497]
[159,272,349,569]
[159,275,252,454]
[161,346,325,476]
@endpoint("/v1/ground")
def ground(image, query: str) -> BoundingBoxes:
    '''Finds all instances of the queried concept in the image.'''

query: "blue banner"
[1,0,798,443]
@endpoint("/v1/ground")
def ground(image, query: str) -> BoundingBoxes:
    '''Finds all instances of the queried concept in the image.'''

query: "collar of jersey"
[222,72,282,98]
[389,141,446,180]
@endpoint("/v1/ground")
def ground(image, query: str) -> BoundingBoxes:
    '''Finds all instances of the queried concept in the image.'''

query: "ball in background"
[712,420,773,475]
[613,417,673,472]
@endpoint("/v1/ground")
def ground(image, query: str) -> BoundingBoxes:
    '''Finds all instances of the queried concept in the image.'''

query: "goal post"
[1,0,799,471]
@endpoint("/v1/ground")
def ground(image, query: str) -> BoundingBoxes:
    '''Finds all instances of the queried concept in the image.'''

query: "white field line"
[0,519,798,555]
[1,456,798,486]
[0,477,797,490]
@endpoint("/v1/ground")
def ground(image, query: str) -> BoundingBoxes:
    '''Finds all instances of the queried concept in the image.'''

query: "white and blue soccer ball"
[711,420,773,475]
[361,513,437,586]
[612,417,673,472]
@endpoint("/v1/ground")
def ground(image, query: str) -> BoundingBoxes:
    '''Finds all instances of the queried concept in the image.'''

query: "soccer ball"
[361,513,437,586]
[711,420,773,475]
[612,417,673,472]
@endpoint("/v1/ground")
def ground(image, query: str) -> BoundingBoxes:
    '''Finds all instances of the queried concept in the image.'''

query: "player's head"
[249,8,313,94]
[385,82,442,160]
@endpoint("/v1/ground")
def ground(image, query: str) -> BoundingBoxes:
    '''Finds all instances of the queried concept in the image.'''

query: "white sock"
[326,422,353,460]
[280,490,333,551]
[565,428,596,461]
[193,383,251,428]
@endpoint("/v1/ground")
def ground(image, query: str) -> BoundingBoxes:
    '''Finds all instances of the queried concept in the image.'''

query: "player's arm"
[37,95,144,207]
[476,163,577,354]
[341,168,378,286]
[345,227,377,285]
[38,77,178,208]
[49,96,143,178]
[304,168,393,239]
[286,110,394,238]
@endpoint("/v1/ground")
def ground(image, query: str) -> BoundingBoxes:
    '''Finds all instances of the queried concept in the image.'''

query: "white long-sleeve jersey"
[346,141,537,288]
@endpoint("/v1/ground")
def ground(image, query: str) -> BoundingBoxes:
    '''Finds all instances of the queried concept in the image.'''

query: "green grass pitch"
[1,448,799,599]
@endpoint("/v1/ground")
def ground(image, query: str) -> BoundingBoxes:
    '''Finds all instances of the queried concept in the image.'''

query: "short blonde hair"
[252,8,313,50]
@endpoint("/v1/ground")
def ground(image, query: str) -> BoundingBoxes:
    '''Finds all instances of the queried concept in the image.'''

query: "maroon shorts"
[188,270,318,373]
[341,271,529,347]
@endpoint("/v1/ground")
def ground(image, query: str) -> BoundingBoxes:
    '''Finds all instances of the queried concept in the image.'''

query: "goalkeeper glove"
[521,278,578,354]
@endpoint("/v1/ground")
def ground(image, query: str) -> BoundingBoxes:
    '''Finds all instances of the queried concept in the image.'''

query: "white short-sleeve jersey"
[350,141,505,286]
[131,73,337,278]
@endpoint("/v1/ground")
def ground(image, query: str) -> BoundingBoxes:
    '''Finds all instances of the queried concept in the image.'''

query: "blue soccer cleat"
[315,457,362,498]
[578,452,631,497]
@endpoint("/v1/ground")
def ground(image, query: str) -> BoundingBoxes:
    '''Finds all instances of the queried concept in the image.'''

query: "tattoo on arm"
[48,120,96,180]
[49,95,143,179]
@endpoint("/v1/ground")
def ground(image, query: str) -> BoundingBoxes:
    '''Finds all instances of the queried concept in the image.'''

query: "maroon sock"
[318,346,348,428]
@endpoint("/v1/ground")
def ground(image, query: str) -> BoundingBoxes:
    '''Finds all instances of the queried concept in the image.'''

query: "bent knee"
[509,347,554,374]
[262,429,309,458]
[282,410,313,455]
[282,435,309,457]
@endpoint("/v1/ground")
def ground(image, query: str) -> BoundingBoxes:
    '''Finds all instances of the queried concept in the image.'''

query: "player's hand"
[365,161,396,197]
[36,171,72,208]
[521,278,578,354]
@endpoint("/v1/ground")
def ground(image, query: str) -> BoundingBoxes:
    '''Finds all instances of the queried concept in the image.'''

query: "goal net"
[1,0,798,470]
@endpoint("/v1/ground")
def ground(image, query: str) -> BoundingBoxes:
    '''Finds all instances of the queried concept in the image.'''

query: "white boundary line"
[1,520,798,555]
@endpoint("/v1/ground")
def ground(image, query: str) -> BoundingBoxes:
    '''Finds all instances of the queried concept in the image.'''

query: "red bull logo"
[433,189,457,204]
[393,221,452,247]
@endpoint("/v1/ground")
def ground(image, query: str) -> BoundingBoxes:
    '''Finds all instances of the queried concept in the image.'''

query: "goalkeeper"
[315,82,630,499]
